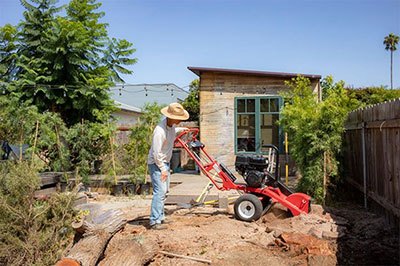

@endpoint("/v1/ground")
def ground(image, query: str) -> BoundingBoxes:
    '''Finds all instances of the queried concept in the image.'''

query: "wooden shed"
[188,66,321,170]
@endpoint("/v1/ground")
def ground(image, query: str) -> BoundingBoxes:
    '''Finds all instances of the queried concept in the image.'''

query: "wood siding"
[344,98,400,225]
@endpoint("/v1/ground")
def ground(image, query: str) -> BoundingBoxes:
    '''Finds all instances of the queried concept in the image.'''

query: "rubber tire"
[234,194,263,222]
[261,196,272,209]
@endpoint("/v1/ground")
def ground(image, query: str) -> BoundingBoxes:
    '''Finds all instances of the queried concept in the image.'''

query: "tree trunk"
[97,231,157,266]
[390,51,393,89]
[63,209,127,266]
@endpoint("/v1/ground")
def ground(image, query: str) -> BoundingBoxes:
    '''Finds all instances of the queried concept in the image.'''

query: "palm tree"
[383,33,399,89]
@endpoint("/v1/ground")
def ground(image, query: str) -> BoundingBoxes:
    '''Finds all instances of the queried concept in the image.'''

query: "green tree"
[102,38,137,83]
[181,79,199,122]
[0,95,39,159]
[15,0,63,97]
[0,24,18,82]
[280,76,356,203]
[1,0,137,125]
[0,94,70,171]
[383,33,399,89]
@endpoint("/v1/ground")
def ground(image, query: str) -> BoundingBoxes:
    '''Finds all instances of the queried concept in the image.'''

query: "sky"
[1,0,400,91]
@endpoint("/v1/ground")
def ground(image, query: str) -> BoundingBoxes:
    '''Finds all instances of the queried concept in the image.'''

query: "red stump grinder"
[175,129,311,221]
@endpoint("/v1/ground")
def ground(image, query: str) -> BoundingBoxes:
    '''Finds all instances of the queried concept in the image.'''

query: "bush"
[0,161,77,265]
[0,94,116,180]
[125,102,163,184]
[280,76,357,203]
[346,86,400,106]
[67,121,114,184]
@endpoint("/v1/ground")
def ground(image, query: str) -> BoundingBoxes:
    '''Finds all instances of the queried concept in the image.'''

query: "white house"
[112,101,142,144]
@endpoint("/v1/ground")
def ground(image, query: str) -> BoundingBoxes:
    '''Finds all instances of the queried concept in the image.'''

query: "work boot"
[150,223,167,230]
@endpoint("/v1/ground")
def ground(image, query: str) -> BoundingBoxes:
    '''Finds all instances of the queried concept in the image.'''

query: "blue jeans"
[149,163,170,226]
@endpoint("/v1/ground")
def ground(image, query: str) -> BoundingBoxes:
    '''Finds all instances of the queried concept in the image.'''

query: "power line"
[0,81,191,97]
[1,80,284,97]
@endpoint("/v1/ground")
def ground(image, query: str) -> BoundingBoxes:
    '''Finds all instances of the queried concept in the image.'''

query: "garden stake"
[285,132,289,186]
[31,120,39,166]
[109,134,117,184]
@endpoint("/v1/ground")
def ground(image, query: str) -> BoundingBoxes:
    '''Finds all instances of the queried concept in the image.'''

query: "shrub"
[280,76,357,203]
[346,86,400,106]
[0,161,77,265]
[125,102,163,184]
[66,121,114,184]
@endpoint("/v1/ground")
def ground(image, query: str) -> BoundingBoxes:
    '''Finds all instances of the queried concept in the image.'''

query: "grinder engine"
[234,155,271,188]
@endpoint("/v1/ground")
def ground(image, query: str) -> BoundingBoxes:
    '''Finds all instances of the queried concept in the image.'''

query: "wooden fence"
[343,98,400,225]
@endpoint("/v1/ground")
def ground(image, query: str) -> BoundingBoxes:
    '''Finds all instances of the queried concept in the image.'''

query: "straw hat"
[161,102,189,120]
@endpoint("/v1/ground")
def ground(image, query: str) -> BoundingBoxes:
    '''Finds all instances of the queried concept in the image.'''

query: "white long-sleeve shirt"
[147,118,184,172]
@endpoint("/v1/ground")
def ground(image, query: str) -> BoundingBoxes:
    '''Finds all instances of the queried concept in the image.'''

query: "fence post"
[361,122,367,209]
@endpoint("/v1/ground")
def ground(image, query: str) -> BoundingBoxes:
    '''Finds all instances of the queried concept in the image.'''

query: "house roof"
[188,66,321,80]
[114,100,142,113]
[111,83,188,108]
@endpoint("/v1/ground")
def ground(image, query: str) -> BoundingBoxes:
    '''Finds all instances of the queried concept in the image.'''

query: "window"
[235,96,282,154]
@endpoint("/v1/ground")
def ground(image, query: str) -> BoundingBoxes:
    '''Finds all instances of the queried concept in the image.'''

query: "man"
[148,102,189,230]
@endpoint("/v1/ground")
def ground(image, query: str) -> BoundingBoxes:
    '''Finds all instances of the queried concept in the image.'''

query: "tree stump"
[62,208,127,266]
[97,230,157,266]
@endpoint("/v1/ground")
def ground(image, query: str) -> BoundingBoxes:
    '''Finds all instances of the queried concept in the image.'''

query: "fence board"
[344,99,400,224]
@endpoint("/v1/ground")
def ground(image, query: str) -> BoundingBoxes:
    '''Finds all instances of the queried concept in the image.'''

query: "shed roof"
[188,66,321,80]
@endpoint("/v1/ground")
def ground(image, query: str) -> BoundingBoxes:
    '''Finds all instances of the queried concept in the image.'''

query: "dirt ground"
[83,195,399,266]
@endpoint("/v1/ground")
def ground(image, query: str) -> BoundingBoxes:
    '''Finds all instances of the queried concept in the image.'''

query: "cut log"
[98,228,157,266]
[71,219,93,235]
[65,209,127,266]
[55,257,80,266]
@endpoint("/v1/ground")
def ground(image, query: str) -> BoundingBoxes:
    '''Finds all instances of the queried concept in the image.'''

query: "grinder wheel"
[234,194,263,222]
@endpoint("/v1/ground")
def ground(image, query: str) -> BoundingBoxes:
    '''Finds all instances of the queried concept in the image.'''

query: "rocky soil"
[77,195,399,265]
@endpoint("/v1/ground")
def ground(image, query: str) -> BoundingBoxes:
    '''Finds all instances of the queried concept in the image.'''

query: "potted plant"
[125,103,163,196]
[126,174,137,195]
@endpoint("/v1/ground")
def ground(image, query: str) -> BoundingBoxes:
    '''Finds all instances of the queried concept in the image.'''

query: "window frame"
[234,96,283,154]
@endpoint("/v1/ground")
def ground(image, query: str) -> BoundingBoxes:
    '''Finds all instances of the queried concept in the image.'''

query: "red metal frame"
[175,128,311,216]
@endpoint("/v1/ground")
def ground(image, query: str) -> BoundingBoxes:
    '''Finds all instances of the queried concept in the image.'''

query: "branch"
[159,251,211,264]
